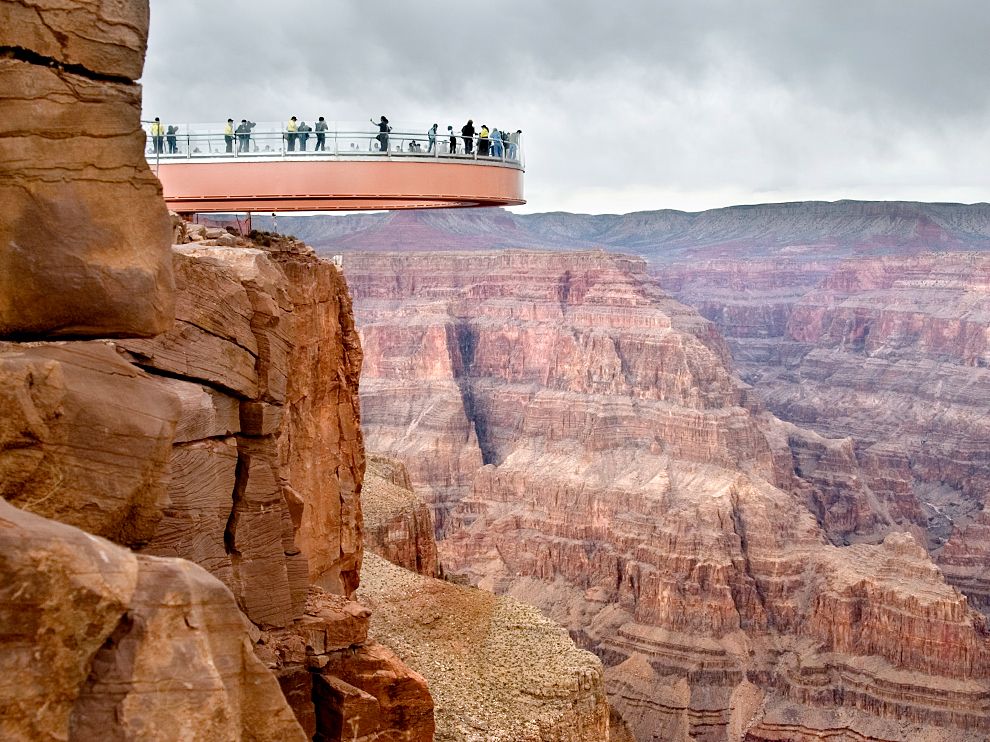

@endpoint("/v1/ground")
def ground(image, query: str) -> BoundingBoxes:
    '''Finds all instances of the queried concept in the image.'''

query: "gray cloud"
[142,1,990,213]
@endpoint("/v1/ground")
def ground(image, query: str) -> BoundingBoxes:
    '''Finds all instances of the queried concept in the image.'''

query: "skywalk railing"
[143,120,525,168]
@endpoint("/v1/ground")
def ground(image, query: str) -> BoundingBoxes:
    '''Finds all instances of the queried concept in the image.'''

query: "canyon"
[0,3,610,741]
[346,249,990,741]
[303,202,990,624]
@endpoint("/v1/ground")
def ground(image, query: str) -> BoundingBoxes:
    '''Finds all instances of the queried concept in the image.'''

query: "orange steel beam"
[155,157,525,213]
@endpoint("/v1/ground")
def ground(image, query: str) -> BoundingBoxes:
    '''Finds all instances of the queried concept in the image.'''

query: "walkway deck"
[147,121,525,213]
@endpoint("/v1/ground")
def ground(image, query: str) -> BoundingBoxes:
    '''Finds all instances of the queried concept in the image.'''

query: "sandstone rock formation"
[348,250,990,741]
[360,553,609,742]
[0,497,307,742]
[363,455,440,577]
[1,228,435,741]
[0,0,174,339]
[0,341,179,546]
[120,238,365,623]
[658,252,990,614]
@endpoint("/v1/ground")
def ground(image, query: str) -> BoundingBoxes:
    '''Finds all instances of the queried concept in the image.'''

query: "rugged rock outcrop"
[363,456,440,577]
[348,250,990,741]
[658,252,990,613]
[0,0,173,339]
[360,553,609,742]
[0,341,180,546]
[1,229,434,741]
[0,497,307,742]
[124,238,366,618]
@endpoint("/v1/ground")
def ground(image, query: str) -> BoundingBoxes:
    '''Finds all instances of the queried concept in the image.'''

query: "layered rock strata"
[124,235,366,612]
[360,553,609,742]
[658,253,990,612]
[0,226,433,740]
[363,455,440,577]
[0,490,307,742]
[0,0,173,338]
[348,250,990,741]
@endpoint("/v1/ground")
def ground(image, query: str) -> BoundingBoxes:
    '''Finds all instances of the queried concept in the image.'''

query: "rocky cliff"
[0,225,436,741]
[0,2,436,738]
[360,456,612,741]
[348,250,990,741]
[658,252,990,615]
[363,456,441,577]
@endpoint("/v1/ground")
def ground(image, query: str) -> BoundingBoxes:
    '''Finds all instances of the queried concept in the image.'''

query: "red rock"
[318,642,435,742]
[362,456,440,577]
[348,250,990,740]
[0,7,173,340]
[0,498,306,742]
[0,341,180,546]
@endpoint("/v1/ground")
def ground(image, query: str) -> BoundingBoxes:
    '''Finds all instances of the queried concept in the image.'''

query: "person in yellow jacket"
[224,118,234,153]
[150,117,164,154]
[478,124,490,156]
[286,116,298,152]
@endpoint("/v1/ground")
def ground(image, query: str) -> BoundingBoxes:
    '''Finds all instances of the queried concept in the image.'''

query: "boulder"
[0,341,179,546]
[0,498,307,742]
[0,57,173,339]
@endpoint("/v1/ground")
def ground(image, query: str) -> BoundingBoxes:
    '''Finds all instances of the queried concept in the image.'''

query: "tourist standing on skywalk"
[461,119,475,154]
[372,116,391,152]
[315,117,328,151]
[490,126,502,158]
[298,121,312,151]
[286,116,298,151]
[427,124,438,153]
[224,119,235,153]
[150,118,164,153]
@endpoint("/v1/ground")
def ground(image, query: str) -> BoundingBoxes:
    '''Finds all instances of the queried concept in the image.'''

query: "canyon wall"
[360,462,611,741]
[658,253,990,614]
[348,250,990,742]
[264,201,990,260]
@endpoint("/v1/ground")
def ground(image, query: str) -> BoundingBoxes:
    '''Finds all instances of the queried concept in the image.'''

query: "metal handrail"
[142,120,525,169]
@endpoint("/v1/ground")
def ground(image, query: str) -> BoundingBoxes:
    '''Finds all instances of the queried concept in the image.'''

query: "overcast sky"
[142,1,990,214]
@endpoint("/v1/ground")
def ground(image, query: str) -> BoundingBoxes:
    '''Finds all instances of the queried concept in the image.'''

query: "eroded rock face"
[363,455,440,577]
[0,0,173,339]
[0,498,307,742]
[126,241,365,625]
[0,341,180,546]
[658,253,990,614]
[348,251,990,741]
[360,553,608,742]
[256,586,435,742]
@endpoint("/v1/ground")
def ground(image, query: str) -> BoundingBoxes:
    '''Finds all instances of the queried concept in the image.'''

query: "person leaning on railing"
[490,126,502,158]
[236,119,255,152]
